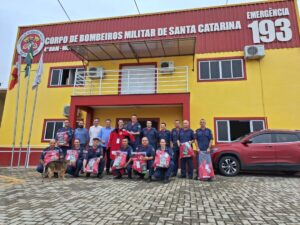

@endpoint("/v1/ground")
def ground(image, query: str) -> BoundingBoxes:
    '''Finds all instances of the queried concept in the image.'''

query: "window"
[250,134,272,144]
[43,120,64,141]
[199,59,244,81]
[50,68,84,86]
[216,119,265,142]
[274,133,300,143]
[120,65,156,94]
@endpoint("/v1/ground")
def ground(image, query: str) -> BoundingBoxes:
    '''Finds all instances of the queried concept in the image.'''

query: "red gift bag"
[180,142,194,159]
[198,152,215,180]
[57,131,69,147]
[44,150,59,165]
[132,152,147,174]
[85,158,99,174]
[66,150,78,167]
[111,151,127,170]
[153,150,170,168]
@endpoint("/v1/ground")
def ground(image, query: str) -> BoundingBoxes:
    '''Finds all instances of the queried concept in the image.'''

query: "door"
[120,65,156,94]
[244,133,276,167]
[273,133,300,165]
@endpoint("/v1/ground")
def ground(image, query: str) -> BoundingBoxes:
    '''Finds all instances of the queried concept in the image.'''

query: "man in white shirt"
[89,118,102,146]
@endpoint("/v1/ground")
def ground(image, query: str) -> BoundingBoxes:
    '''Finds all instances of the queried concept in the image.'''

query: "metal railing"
[73,66,189,96]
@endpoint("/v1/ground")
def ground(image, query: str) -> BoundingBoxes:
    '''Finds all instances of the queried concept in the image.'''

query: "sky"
[1,0,295,88]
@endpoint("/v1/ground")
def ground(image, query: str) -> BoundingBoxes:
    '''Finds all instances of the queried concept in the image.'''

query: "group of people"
[37,114,214,182]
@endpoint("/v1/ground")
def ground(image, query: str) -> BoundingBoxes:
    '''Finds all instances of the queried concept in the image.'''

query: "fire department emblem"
[17,29,45,57]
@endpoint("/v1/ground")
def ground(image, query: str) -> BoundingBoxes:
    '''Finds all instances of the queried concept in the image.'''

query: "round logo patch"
[17,29,45,57]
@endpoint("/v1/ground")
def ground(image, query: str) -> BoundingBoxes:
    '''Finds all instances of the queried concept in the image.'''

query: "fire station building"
[1,0,300,166]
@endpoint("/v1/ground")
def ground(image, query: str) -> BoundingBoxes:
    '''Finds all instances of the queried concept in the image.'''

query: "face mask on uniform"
[79,125,84,128]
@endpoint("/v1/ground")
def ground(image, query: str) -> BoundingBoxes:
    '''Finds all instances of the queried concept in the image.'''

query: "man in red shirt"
[107,119,135,161]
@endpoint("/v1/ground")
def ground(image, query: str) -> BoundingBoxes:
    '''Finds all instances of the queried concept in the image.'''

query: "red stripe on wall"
[0,148,43,167]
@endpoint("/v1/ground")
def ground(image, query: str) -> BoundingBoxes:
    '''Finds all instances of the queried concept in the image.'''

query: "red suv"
[212,129,300,176]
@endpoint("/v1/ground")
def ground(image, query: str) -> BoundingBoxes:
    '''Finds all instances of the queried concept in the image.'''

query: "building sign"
[247,8,292,43]
[15,1,300,62]
[41,6,296,53]
[17,29,45,57]
[43,20,242,52]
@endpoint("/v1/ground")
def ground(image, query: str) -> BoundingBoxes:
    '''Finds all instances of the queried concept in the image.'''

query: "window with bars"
[50,68,84,86]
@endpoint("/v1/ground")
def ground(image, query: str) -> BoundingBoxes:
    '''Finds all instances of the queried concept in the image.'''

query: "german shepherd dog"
[44,160,68,180]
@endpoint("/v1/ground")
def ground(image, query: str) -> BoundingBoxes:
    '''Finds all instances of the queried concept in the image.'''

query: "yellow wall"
[0,90,6,127]
[0,48,300,147]
[189,48,300,133]
[0,61,82,147]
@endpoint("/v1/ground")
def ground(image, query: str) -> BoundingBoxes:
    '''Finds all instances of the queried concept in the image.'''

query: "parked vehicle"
[212,130,300,176]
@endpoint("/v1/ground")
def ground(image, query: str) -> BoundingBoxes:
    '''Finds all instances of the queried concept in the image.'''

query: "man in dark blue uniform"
[178,120,194,179]
[55,119,74,157]
[135,137,155,181]
[83,138,105,178]
[170,120,182,177]
[112,137,133,179]
[194,119,213,179]
[126,114,142,150]
[36,139,63,174]
[141,121,158,150]
[158,122,171,148]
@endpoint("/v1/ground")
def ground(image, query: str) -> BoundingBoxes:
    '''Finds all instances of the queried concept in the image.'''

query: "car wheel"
[218,156,240,176]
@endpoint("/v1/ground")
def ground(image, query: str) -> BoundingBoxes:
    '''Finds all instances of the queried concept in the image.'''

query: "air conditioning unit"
[87,67,104,79]
[160,61,175,74]
[63,106,80,117]
[244,45,265,59]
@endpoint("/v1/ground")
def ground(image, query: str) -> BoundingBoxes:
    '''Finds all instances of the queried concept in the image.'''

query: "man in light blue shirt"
[74,120,89,149]
[98,119,113,174]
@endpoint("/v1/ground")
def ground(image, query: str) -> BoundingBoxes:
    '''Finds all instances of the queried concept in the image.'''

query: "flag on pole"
[32,52,44,89]
[25,42,34,77]
[9,55,21,90]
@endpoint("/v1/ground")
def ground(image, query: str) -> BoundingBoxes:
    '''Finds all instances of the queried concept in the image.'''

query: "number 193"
[248,18,292,43]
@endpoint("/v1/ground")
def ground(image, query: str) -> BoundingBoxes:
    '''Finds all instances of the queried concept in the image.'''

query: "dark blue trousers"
[36,164,44,173]
[103,147,111,172]
[172,146,180,176]
[180,157,193,178]
[154,161,174,180]
[66,159,83,176]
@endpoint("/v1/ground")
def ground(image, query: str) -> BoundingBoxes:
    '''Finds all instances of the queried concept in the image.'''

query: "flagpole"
[10,55,22,168]
[17,68,31,168]
[25,52,44,168]
[25,85,39,168]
